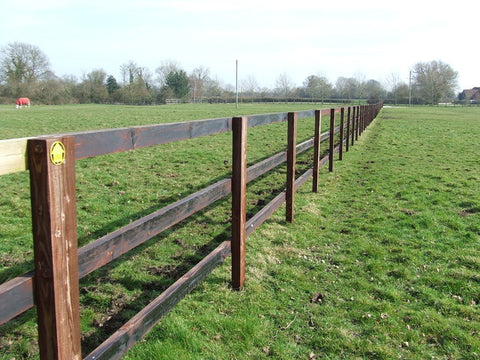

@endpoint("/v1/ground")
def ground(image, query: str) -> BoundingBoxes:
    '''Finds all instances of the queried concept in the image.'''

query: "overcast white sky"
[1,0,477,91]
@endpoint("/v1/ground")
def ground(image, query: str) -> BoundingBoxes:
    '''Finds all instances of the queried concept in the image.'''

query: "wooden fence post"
[355,106,360,141]
[328,109,335,172]
[286,112,297,223]
[312,110,321,193]
[231,117,248,290]
[339,107,344,161]
[345,106,351,152]
[361,105,365,134]
[28,136,81,360]
[351,106,355,147]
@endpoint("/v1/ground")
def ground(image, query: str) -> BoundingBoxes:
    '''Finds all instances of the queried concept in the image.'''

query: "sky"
[1,0,478,91]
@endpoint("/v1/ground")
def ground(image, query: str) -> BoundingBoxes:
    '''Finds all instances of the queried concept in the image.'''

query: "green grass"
[1,105,479,359]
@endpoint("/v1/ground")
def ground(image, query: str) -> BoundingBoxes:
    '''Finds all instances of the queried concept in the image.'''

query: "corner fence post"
[328,109,335,172]
[312,110,321,193]
[286,112,297,223]
[28,136,81,360]
[339,107,345,161]
[231,117,247,290]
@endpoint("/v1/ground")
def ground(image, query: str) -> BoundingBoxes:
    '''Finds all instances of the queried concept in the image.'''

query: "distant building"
[459,87,480,103]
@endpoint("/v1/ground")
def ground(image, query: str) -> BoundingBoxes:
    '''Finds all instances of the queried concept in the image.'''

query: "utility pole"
[409,70,413,106]
[236,60,239,109]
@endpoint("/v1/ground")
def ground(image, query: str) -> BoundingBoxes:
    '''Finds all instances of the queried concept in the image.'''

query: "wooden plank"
[246,192,286,236]
[0,272,34,325]
[329,109,335,172]
[296,168,313,189]
[84,241,231,360]
[28,136,81,360]
[296,110,316,119]
[0,138,30,175]
[74,112,289,160]
[1,108,341,173]
[246,112,288,127]
[231,116,248,290]
[312,110,321,193]
[286,112,297,223]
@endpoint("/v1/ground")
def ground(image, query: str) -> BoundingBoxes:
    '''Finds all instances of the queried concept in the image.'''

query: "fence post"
[339,107,344,161]
[312,110,321,193]
[28,136,81,360]
[231,117,248,290]
[361,105,365,134]
[286,112,297,223]
[355,106,360,141]
[328,109,335,172]
[351,106,356,147]
[346,107,351,152]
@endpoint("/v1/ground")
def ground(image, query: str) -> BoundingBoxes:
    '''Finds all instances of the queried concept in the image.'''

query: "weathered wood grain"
[231,117,247,290]
[0,138,30,175]
[329,109,335,172]
[286,112,297,223]
[28,136,81,360]
[312,110,321,193]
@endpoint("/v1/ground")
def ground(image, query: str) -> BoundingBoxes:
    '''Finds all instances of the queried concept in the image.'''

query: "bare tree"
[241,74,259,102]
[275,72,295,99]
[0,42,51,97]
[120,60,147,84]
[190,66,210,102]
[335,77,359,100]
[385,72,403,105]
[155,60,181,87]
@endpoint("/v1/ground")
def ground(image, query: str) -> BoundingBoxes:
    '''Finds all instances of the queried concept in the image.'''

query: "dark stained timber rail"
[0,127,331,325]
[74,110,318,160]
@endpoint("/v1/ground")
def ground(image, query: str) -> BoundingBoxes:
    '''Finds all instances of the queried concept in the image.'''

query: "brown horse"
[16,97,30,108]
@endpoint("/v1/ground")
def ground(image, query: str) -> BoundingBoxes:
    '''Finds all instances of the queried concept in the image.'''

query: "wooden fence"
[0,103,383,359]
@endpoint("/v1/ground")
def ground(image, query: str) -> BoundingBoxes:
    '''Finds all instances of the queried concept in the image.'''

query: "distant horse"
[16,97,30,108]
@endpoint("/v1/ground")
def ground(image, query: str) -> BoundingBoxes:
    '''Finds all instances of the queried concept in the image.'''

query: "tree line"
[0,42,460,106]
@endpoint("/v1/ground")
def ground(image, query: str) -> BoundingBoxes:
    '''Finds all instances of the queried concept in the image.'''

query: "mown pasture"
[1,104,479,359]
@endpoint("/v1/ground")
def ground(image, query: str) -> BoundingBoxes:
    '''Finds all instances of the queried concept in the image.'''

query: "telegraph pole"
[236,60,239,109]
[409,70,413,106]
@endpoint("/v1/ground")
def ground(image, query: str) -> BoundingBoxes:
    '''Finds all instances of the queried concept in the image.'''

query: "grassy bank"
[1,105,479,359]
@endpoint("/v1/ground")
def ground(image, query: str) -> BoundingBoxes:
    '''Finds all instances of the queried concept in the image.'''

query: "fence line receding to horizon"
[0,103,383,360]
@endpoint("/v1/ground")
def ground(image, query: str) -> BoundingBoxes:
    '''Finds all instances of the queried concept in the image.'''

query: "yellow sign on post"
[50,141,66,165]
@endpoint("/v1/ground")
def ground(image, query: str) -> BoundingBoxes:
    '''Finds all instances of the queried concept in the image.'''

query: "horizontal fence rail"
[0,103,383,359]
[0,109,332,176]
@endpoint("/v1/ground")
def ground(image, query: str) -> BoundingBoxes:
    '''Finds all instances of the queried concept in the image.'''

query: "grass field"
[1,104,479,359]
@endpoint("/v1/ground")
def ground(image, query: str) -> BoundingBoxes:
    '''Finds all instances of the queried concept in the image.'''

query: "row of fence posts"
[231,104,381,290]
[25,104,380,359]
